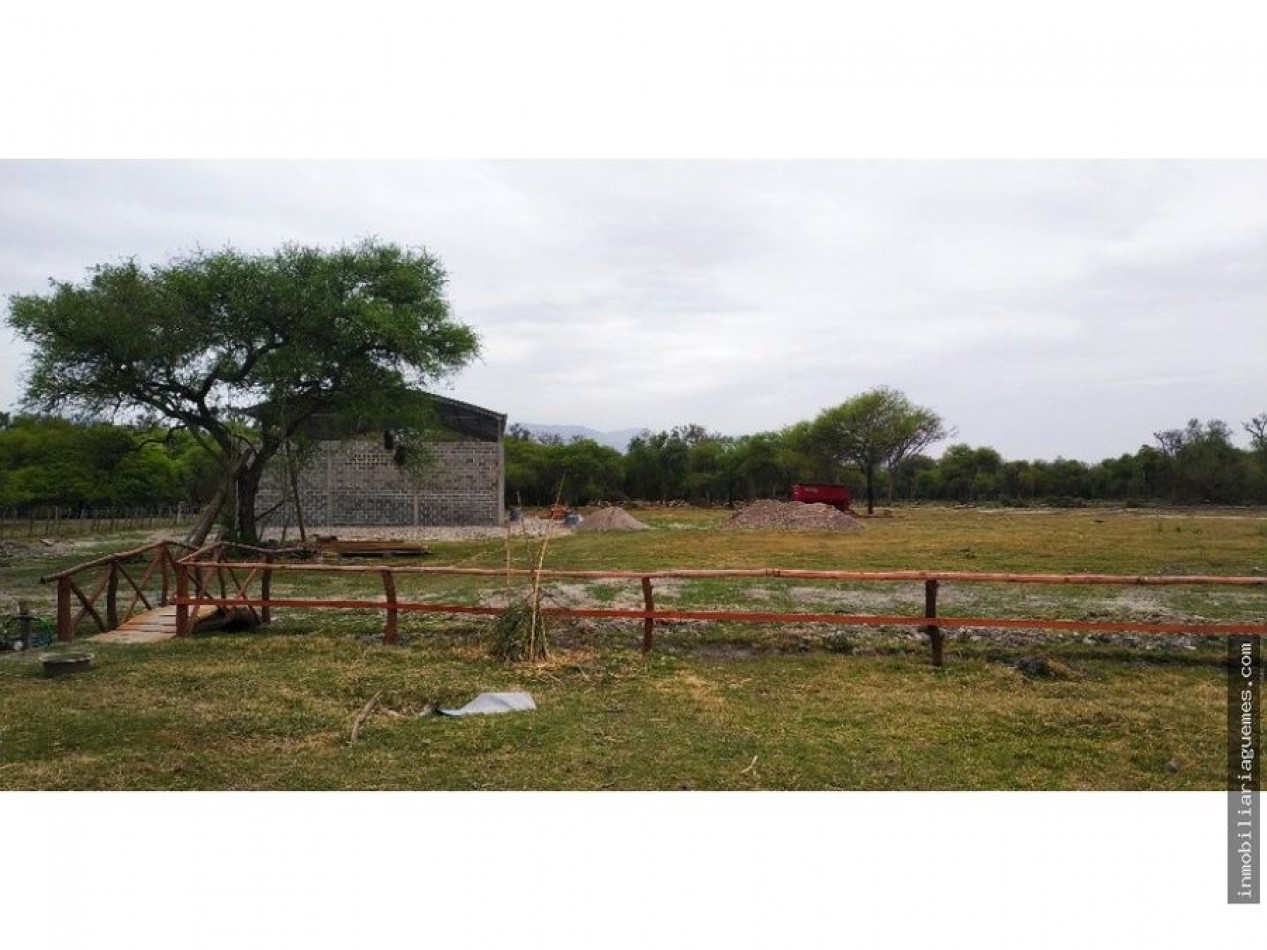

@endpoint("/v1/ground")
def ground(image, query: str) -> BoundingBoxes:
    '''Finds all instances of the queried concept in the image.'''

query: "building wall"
[256,437,504,527]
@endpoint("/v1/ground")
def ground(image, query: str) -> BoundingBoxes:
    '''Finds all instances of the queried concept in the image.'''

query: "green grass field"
[1,504,1262,790]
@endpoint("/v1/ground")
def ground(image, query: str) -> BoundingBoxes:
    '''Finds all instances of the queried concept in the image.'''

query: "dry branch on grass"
[349,691,382,743]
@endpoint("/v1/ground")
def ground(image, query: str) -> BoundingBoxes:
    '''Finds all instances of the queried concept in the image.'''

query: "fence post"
[261,552,273,625]
[382,570,398,644]
[16,601,33,648]
[57,576,73,642]
[175,561,190,636]
[924,579,944,667]
[105,562,119,629]
[641,576,655,654]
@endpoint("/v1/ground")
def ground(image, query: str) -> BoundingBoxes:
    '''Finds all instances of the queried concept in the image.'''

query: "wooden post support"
[57,576,73,642]
[261,553,273,625]
[159,546,170,607]
[175,563,190,637]
[382,570,398,645]
[16,601,32,647]
[105,562,119,630]
[641,576,655,654]
[924,579,944,667]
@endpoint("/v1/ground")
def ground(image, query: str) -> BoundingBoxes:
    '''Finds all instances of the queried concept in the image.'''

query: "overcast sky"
[1,160,1264,461]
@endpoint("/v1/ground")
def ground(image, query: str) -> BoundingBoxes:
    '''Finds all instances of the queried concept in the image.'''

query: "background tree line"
[3,401,1265,514]
[0,413,220,512]
[505,404,1267,508]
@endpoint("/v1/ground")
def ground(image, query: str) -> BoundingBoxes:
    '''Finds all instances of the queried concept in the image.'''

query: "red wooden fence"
[43,540,1266,664]
[166,554,1267,666]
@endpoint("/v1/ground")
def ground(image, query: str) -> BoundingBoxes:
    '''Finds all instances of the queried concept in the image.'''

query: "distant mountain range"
[515,423,646,451]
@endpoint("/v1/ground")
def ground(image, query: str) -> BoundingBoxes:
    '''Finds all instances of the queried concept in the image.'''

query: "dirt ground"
[260,516,572,543]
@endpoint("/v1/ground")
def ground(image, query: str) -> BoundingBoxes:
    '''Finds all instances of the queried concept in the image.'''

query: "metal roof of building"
[247,391,505,443]
[426,393,507,442]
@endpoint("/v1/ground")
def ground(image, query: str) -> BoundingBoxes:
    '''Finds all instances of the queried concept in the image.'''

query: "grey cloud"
[2,160,1264,462]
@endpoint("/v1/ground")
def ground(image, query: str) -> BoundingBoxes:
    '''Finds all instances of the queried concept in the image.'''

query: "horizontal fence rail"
[174,542,307,633]
[41,541,1267,663]
[163,558,1267,666]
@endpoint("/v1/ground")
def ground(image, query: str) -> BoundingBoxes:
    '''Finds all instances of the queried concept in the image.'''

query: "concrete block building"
[255,393,506,528]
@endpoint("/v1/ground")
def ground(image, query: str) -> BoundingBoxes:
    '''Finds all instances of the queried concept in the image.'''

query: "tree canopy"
[810,386,952,513]
[7,240,480,541]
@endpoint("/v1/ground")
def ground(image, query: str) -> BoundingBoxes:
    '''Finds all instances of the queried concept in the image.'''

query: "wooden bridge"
[40,540,279,644]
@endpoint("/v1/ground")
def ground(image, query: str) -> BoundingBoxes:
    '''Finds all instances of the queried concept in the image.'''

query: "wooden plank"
[315,539,430,558]
[90,606,179,643]
[86,602,260,644]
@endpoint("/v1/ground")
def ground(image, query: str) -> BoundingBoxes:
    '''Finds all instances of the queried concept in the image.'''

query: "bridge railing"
[175,541,308,633]
[40,540,198,641]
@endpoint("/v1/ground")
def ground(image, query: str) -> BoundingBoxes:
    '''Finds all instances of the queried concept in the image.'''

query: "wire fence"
[0,505,195,540]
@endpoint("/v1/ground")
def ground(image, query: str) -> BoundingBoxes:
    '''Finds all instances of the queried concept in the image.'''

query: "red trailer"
[792,483,852,512]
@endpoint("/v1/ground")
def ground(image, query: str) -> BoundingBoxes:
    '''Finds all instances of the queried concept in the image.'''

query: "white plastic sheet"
[439,692,537,717]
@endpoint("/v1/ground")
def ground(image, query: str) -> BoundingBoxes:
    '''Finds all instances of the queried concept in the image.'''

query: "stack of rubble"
[724,500,865,531]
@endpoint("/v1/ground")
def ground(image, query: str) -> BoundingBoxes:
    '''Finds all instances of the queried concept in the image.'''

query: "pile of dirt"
[575,507,650,533]
[724,500,865,532]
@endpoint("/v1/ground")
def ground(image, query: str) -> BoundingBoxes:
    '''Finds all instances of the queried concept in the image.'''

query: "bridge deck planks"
[86,604,251,644]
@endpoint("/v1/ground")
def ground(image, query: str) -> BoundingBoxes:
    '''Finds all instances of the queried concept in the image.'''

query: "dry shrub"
[489,596,549,663]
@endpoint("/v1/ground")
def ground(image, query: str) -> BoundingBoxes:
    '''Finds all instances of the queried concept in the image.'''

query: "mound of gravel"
[576,507,650,532]
[725,500,865,531]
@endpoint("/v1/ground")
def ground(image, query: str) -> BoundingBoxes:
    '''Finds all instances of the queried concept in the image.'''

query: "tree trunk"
[234,457,264,545]
[865,465,876,515]
[185,461,238,548]
[284,438,307,544]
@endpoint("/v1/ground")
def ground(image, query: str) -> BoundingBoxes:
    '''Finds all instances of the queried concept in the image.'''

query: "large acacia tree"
[810,386,952,514]
[7,240,480,542]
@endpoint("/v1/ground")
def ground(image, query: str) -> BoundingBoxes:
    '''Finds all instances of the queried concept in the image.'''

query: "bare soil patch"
[261,516,570,543]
